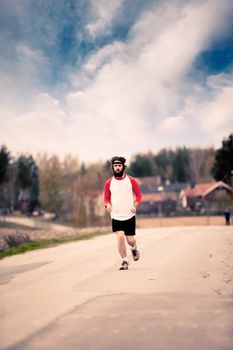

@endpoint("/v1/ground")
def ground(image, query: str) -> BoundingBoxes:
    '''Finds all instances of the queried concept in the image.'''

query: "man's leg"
[125,235,136,249]
[116,231,127,259]
[126,235,140,261]
[116,231,128,270]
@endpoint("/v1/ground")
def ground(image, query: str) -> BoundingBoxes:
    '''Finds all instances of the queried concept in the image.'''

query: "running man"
[104,156,142,270]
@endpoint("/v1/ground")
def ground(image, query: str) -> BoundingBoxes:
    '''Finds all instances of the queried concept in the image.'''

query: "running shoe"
[131,247,140,261]
[119,261,129,270]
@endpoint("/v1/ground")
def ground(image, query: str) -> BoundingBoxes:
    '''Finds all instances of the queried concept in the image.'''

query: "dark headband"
[111,156,126,165]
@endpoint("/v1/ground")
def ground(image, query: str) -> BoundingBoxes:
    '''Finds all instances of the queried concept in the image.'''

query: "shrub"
[3,233,33,248]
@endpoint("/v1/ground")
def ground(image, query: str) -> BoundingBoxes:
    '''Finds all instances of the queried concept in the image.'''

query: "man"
[224,208,231,225]
[104,156,142,270]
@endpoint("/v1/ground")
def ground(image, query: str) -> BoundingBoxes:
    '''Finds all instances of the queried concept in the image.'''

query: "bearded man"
[104,156,142,270]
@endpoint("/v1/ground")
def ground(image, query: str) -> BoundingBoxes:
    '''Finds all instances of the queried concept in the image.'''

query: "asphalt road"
[1,226,233,350]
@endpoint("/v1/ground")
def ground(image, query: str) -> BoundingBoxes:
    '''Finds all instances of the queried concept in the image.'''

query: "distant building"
[180,181,233,212]
[136,176,162,193]
[95,178,233,220]
[137,177,187,194]
[136,177,186,216]
[137,192,178,216]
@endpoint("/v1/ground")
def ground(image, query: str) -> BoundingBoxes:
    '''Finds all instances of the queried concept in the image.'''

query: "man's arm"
[104,178,112,213]
[129,176,142,212]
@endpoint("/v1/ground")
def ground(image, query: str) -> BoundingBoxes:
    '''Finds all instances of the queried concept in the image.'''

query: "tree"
[128,153,154,177]
[211,133,233,185]
[0,145,11,186]
[0,145,11,211]
[154,149,174,182]
[189,148,215,183]
[28,156,40,212]
[172,147,190,183]
[17,156,33,189]
[17,155,40,213]
[38,154,63,216]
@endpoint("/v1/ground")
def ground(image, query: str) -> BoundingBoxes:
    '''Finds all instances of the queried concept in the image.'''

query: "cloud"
[0,93,67,154]
[86,0,124,38]
[1,0,233,161]
[159,116,187,133]
[16,43,49,80]
[83,42,124,73]
[67,0,233,154]
[198,78,233,137]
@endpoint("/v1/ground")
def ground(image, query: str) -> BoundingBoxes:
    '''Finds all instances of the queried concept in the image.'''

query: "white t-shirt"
[104,174,142,221]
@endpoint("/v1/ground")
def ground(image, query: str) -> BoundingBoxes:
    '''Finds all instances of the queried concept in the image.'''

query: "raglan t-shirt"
[104,174,142,221]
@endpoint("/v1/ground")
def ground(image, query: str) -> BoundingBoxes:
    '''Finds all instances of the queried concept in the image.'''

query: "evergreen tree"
[211,133,233,185]
[0,145,11,211]
[0,145,11,185]
[172,147,190,183]
[128,154,154,177]
[154,149,174,182]
[17,155,40,212]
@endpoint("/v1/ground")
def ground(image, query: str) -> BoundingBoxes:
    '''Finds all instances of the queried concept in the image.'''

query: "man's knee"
[117,231,125,241]
[126,235,136,245]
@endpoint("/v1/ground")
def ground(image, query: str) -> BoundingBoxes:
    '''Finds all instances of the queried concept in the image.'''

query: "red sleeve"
[104,177,112,206]
[129,176,142,203]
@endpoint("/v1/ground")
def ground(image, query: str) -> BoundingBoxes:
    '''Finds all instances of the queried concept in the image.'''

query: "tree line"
[127,147,215,184]
[0,133,232,225]
[0,147,39,214]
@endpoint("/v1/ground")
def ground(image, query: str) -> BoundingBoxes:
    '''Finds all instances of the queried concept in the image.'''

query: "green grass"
[0,231,109,260]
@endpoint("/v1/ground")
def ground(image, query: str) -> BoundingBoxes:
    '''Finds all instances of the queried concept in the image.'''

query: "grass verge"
[0,231,109,260]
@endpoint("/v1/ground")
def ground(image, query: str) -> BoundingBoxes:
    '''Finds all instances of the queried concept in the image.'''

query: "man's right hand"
[105,204,112,213]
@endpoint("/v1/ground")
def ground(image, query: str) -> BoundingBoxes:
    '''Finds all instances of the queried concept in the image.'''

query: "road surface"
[0,226,233,350]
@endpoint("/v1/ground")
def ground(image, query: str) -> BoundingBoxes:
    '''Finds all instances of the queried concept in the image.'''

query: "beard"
[113,169,124,178]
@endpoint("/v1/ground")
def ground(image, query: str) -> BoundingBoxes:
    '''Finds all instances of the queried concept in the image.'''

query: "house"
[136,177,187,216]
[204,181,233,200]
[136,177,188,194]
[180,181,233,211]
[137,192,178,216]
[136,176,161,193]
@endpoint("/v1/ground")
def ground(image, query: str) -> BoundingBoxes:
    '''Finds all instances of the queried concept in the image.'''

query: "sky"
[0,0,233,163]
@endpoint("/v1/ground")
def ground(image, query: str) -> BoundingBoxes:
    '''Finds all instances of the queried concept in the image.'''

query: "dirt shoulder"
[0,225,111,252]
[137,215,225,228]
[0,215,226,242]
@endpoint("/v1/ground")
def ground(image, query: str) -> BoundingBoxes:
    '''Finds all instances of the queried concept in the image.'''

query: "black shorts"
[112,216,136,236]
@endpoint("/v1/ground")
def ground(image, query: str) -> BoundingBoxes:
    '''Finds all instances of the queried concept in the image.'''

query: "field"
[137,215,226,228]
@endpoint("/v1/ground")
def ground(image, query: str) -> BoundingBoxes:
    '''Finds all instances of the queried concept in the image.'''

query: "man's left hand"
[131,206,136,213]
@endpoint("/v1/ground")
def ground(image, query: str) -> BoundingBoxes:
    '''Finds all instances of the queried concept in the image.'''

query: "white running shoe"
[131,247,140,261]
[119,261,129,270]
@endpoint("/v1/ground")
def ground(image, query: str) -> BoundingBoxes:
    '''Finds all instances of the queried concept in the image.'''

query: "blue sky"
[0,0,233,163]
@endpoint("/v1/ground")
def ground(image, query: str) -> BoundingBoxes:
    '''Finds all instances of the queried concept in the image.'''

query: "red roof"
[183,182,215,197]
[182,181,233,198]
[204,181,233,196]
